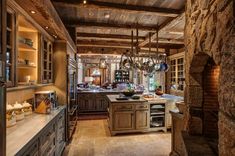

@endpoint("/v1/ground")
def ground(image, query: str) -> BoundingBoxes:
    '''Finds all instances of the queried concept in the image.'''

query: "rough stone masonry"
[184,0,235,155]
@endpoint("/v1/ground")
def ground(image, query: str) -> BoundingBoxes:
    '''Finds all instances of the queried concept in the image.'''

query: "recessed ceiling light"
[53,35,57,38]
[30,10,36,14]
[83,0,87,4]
[45,26,49,29]
[104,13,110,19]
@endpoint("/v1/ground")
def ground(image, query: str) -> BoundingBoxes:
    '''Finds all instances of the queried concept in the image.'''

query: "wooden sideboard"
[7,106,66,156]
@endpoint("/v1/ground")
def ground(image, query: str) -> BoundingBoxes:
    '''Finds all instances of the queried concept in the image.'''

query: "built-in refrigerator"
[0,0,7,155]
[67,55,78,140]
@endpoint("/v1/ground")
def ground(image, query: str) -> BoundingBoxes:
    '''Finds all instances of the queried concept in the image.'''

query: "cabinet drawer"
[41,133,56,156]
[114,104,133,111]
[135,104,149,110]
[22,140,39,156]
[40,124,55,150]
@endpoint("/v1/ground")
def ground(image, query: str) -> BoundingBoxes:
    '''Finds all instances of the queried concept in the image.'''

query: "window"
[170,56,185,91]
[148,75,155,92]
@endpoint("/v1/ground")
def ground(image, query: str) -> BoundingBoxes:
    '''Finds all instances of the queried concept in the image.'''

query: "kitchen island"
[77,89,143,114]
[107,94,183,135]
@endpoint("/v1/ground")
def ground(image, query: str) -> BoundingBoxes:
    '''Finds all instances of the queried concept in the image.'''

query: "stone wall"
[185,0,235,155]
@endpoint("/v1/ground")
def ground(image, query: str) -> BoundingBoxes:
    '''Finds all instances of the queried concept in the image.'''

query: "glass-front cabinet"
[5,6,54,88]
[6,8,15,87]
[169,52,185,96]
[41,38,53,83]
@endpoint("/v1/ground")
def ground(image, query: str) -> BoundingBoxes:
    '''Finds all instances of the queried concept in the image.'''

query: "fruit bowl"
[122,90,135,97]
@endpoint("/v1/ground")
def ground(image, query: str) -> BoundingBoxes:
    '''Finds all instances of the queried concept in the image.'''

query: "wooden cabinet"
[15,109,66,156]
[114,111,134,131]
[41,38,53,83]
[109,101,150,135]
[78,94,94,111]
[78,93,110,113]
[96,97,108,111]
[22,140,39,156]
[6,7,16,87]
[55,112,65,156]
[40,123,56,155]
[136,110,149,129]
[5,3,55,88]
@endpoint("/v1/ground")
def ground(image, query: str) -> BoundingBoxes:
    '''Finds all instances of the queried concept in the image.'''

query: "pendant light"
[99,49,107,69]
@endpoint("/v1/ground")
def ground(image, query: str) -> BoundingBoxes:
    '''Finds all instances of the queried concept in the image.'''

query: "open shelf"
[18,42,37,51]
[17,64,36,69]
[18,26,38,33]
[17,15,38,84]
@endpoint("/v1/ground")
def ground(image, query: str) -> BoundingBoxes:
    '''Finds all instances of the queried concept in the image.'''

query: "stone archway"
[184,0,235,155]
[186,53,220,154]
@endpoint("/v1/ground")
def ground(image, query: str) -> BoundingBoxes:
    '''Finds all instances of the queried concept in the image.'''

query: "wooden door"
[136,110,149,129]
[114,111,134,131]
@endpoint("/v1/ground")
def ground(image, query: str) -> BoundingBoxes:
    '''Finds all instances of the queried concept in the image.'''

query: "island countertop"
[106,94,147,103]
[6,105,66,156]
[78,89,143,94]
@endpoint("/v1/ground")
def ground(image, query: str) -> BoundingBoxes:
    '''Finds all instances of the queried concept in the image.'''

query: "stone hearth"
[184,0,235,155]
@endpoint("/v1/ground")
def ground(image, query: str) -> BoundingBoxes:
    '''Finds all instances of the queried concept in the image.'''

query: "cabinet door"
[88,99,96,110]
[136,110,149,129]
[42,38,53,83]
[114,111,134,131]
[96,97,108,111]
[22,140,39,156]
[78,98,88,111]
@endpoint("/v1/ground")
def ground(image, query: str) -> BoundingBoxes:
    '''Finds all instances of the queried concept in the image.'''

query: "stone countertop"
[6,106,66,156]
[107,95,147,103]
[77,89,143,94]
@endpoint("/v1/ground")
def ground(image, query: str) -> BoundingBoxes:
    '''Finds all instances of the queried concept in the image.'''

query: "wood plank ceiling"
[52,0,186,55]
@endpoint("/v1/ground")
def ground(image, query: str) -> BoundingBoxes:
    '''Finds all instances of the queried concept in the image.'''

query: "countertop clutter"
[7,106,66,156]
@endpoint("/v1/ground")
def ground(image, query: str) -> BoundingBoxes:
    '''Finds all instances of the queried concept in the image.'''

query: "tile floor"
[63,119,171,156]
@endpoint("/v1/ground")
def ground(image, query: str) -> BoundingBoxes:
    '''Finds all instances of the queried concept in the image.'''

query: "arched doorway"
[187,53,220,155]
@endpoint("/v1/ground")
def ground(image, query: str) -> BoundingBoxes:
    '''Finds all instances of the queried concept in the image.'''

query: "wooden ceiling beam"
[76,33,184,44]
[76,37,184,45]
[139,13,185,47]
[53,0,181,17]
[77,47,165,54]
[76,32,146,40]
[76,40,182,49]
[65,20,158,31]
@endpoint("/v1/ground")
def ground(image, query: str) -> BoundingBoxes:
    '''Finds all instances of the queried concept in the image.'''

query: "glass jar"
[6,104,16,127]
[13,102,24,121]
[22,101,32,116]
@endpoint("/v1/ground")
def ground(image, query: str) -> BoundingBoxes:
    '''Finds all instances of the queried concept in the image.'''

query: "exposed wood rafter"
[53,0,181,17]
[65,20,159,31]
[77,47,166,55]
[139,13,185,47]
